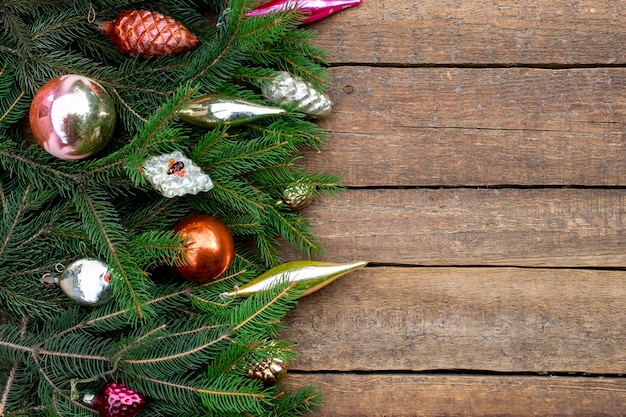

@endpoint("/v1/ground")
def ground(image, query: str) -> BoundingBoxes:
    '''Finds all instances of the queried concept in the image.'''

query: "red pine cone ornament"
[100,10,198,58]
[84,382,146,417]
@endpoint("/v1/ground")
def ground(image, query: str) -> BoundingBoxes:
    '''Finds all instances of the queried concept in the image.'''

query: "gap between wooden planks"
[285,373,626,416]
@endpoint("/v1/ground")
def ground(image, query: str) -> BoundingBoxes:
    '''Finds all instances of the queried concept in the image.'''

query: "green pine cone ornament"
[221,260,367,298]
[178,94,286,128]
[262,71,333,118]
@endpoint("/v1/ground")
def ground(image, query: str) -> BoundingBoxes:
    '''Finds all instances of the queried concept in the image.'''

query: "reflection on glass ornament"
[42,258,114,306]
[174,214,235,282]
[246,0,363,25]
[142,151,213,198]
[29,75,116,160]
[221,260,367,298]
[178,94,285,128]
[262,71,333,118]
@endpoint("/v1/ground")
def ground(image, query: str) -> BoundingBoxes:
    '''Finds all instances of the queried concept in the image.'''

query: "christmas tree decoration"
[177,94,286,128]
[221,260,367,298]
[99,10,198,58]
[246,356,288,386]
[246,0,363,25]
[174,214,235,282]
[277,183,316,211]
[83,382,146,417]
[262,71,333,118]
[41,258,114,306]
[142,151,213,198]
[29,74,116,160]
[1,1,341,416]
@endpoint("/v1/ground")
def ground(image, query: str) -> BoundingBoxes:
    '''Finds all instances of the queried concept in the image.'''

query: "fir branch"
[210,181,266,211]
[0,317,26,417]
[267,204,319,253]
[44,270,248,343]
[30,353,93,414]
[135,373,266,399]
[109,87,148,123]
[0,148,79,186]
[0,90,24,124]
[120,333,230,365]
[0,180,7,217]
[232,282,295,334]
[75,185,147,317]
[0,340,109,363]
[0,283,62,315]
[0,364,17,416]
[0,184,30,260]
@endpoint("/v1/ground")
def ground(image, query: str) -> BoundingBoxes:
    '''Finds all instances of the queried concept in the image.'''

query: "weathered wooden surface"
[304,67,626,187]
[286,374,626,416]
[281,0,626,415]
[313,0,626,65]
[282,267,626,373]
[293,189,626,267]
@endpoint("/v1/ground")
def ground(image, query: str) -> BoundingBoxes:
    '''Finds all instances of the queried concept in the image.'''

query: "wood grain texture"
[277,0,626,414]
[285,373,626,416]
[281,267,626,374]
[299,67,626,187]
[312,0,626,65]
[292,189,626,267]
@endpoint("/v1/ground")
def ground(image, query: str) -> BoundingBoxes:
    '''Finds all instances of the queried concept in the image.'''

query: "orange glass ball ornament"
[174,214,235,282]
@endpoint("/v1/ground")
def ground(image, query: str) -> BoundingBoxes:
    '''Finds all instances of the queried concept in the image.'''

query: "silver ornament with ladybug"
[42,258,114,306]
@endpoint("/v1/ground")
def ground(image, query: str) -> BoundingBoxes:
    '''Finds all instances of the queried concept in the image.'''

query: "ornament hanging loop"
[87,3,97,24]
[41,273,58,288]
[217,8,230,29]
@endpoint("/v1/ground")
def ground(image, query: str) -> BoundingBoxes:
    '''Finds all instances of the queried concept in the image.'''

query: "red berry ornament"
[85,382,146,417]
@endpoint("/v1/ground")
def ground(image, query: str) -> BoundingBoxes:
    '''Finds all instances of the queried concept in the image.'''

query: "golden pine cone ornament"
[100,10,198,58]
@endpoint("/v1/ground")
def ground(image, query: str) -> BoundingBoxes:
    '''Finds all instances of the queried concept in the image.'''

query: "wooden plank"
[285,373,626,416]
[312,0,626,65]
[302,67,626,187]
[292,188,626,267]
[281,267,626,374]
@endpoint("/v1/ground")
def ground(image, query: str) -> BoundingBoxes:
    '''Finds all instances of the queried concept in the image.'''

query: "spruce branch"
[0,363,17,416]
[74,185,150,317]
[0,0,341,415]
[0,184,30,260]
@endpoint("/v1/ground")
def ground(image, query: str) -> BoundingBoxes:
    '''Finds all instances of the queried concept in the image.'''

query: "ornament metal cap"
[246,0,363,25]
[83,393,96,407]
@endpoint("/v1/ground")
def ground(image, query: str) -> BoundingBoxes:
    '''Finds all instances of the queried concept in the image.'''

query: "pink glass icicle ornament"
[246,0,362,25]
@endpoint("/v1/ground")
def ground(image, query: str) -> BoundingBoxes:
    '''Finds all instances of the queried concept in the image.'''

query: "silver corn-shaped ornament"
[262,71,333,118]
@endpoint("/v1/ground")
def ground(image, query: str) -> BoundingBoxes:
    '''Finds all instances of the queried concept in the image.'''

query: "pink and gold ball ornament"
[29,74,116,160]
[174,214,235,282]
